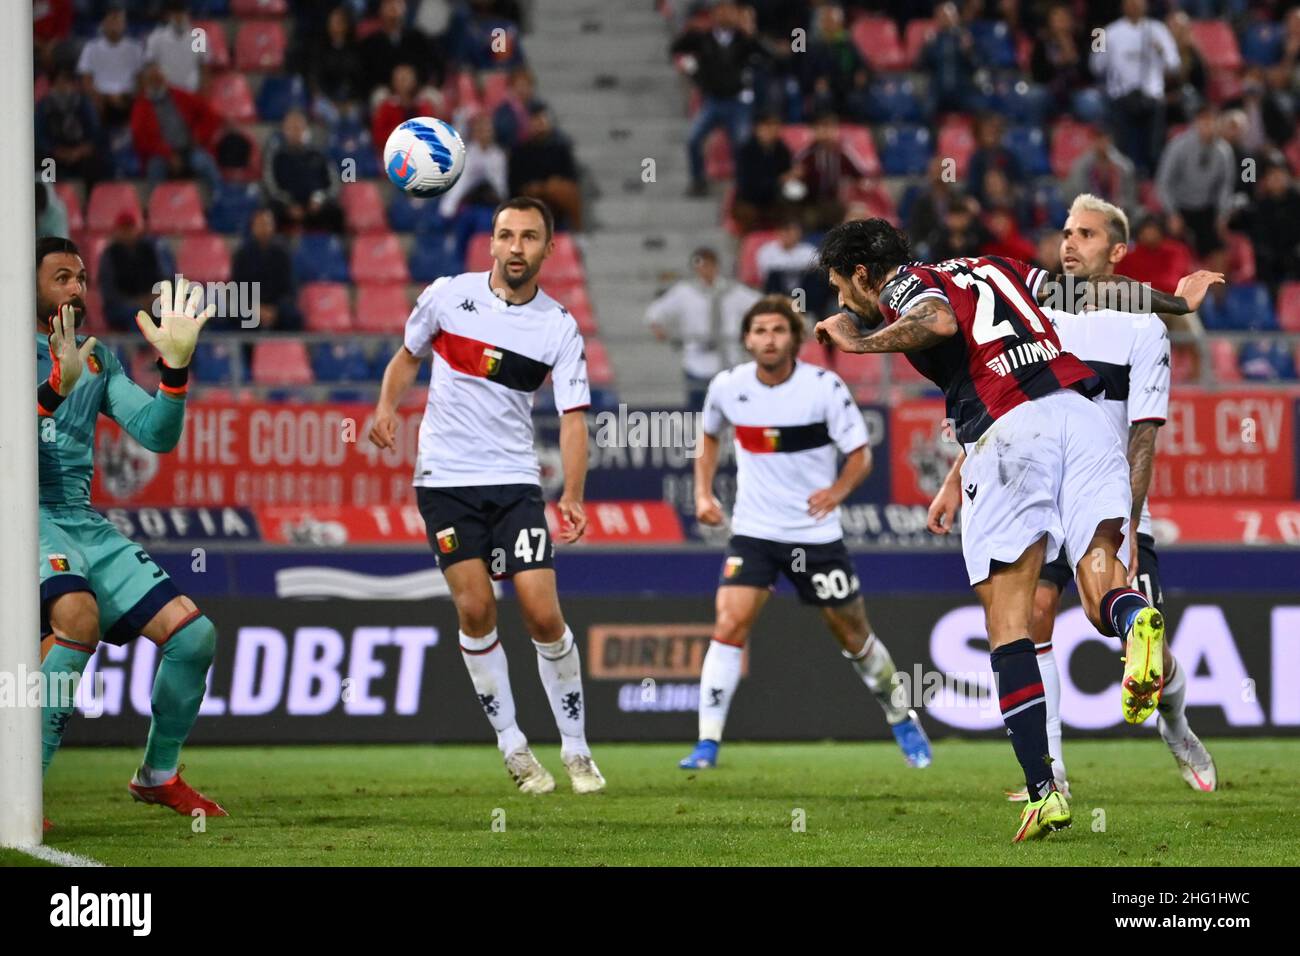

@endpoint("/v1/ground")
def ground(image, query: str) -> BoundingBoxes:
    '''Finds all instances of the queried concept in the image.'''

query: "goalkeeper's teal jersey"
[37,332,186,507]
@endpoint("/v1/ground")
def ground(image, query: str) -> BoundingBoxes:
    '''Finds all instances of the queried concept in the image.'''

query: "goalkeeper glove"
[135,277,216,369]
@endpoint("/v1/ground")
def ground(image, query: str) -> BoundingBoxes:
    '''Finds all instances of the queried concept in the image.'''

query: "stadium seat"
[251,340,313,386]
[842,125,883,177]
[864,77,927,124]
[351,232,410,284]
[1188,21,1242,71]
[481,70,511,112]
[389,193,447,233]
[235,20,287,71]
[851,16,906,71]
[903,18,936,68]
[293,234,350,283]
[1005,125,1051,176]
[451,71,481,114]
[1049,119,1096,179]
[878,125,932,175]
[207,181,261,234]
[969,20,1018,69]
[1241,21,1284,66]
[1287,133,1300,178]
[193,340,235,385]
[889,353,932,387]
[329,128,380,179]
[255,74,308,122]
[208,73,256,123]
[848,180,897,223]
[147,181,206,234]
[936,115,976,178]
[582,337,615,386]
[232,0,288,15]
[1239,340,1297,381]
[341,182,388,234]
[704,129,733,181]
[1207,68,1244,105]
[355,284,412,333]
[997,82,1050,126]
[85,183,143,234]
[1070,88,1107,124]
[797,340,831,369]
[548,280,598,334]
[779,124,813,157]
[176,233,231,284]
[1209,339,1242,382]
[54,182,84,232]
[312,342,372,383]
[1225,284,1276,330]
[408,240,460,282]
[738,229,780,288]
[1225,231,1256,284]
[193,20,230,69]
[835,351,884,386]
[77,233,111,278]
[1170,343,1197,385]
[1276,282,1300,332]
[299,282,354,332]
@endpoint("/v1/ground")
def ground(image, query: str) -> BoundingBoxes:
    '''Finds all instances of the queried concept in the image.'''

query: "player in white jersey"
[368,198,604,795]
[928,195,1217,796]
[679,295,932,770]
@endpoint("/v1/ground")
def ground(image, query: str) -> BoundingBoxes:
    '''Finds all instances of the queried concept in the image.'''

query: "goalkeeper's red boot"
[128,770,228,817]
[43,818,53,833]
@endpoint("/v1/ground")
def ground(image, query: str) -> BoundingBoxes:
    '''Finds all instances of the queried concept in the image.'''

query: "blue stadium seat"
[1241,21,1283,65]
[1224,284,1277,331]
[189,0,232,14]
[194,341,235,385]
[328,129,380,179]
[879,124,932,175]
[207,182,261,234]
[312,342,372,383]
[256,75,309,123]
[390,193,449,234]
[969,20,1017,69]
[409,241,461,283]
[1239,340,1297,381]
[1005,125,1051,176]
[998,82,1050,126]
[864,77,928,124]
[1070,88,1107,124]
[293,235,350,283]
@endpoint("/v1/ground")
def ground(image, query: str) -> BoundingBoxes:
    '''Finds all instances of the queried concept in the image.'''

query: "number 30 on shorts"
[514,527,549,563]
[810,569,857,600]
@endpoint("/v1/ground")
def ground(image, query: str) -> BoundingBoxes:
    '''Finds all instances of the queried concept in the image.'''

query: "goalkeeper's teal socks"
[40,640,94,775]
[142,614,217,778]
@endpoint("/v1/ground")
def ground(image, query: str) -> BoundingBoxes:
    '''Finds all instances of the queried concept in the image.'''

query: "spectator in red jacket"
[130,62,221,191]
[790,112,867,231]
[371,63,443,156]
[1115,215,1195,293]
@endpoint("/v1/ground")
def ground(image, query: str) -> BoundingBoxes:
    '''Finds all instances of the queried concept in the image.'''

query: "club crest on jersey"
[436,527,458,553]
[48,553,71,572]
[481,347,503,377]
[763,427,781,451]
[723,556,744,578]
[86,354,102,374]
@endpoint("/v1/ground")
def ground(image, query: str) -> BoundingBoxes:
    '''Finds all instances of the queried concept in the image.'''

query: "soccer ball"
[383,117,466,197]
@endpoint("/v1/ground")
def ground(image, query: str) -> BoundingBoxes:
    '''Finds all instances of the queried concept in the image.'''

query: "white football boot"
[1159,717,1218,792]
[504,747,555,794]
[562,753,606,794]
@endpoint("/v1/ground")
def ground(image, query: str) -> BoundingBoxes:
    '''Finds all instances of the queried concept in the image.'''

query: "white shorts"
[959,389,1131,585]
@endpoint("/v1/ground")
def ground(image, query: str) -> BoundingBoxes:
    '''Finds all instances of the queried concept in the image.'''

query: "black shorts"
[416,484,554,578]
[719,535,860,607]
[1040,532,1163,609]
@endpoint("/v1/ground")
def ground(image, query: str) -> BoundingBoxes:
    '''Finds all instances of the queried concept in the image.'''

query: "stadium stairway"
[525,0,731,406]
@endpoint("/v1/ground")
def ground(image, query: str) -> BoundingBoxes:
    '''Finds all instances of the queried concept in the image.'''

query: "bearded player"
[369,197,604,795]
[928,195,1217,797]
[679,295,932,771]
[813,219,1222,841]
[35,237,224,822]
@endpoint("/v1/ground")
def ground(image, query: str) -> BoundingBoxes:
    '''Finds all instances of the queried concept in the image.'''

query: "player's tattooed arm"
[1037,271,1225,315]
[815,298,957,353]
[1127,422,1159,524]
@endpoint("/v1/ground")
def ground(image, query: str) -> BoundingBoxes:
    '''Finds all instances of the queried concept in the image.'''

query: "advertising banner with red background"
[890,392,1297,505]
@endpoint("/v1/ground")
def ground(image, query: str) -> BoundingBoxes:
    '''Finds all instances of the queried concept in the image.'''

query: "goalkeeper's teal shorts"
[39,504,181,644]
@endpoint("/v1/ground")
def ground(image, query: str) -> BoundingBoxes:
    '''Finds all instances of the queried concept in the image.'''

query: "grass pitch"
[7,739,1299,867]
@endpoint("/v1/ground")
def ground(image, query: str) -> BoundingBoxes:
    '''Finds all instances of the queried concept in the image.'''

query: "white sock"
[844,633,908,724]
[1036,640,1068,787]
[698,640,743,743]
[1157,655,1190,742]
[460,630,527,757]
[134,764,177,787]
[533,627,589,758]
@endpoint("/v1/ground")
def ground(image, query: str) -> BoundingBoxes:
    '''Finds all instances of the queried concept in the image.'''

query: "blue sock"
[991,639,1054,802]
[1101,588,1151,639]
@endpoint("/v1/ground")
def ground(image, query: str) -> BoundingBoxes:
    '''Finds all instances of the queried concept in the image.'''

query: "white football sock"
[843,633,908,725]
[533,627,590,758]
[1036,640,1068,787]
[460,630,527,757]
[698,640,743,743]
[1157,655,1190,742]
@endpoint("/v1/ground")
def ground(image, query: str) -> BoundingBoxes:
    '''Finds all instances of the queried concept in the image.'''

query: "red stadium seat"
[1049,120,1097,179]
[208,73,256,123]
[85,183,143,233]
[465,234,492,273]
[889,353,931,386]
[193,20,230,69]
[1225,232,1256,284]
[235,20,287,71]
[1209,338,1242,382]
[1188,21,1242,71]
[851,16,906,71]
[797,340,832,369]
[547,281,598,334]
[299,282,354,332]
[54,182,84,232]
[77,232,111,279]
[147,181,206,234]
[842,125,882,178]
[738,229,779,288]
[780,124,813,157]
[936,115,976,179]
[848,180,897,223]
[81,286,106,334]
[705,128,733,180]
[350,232,410,283]
[232,0,289,15]
[453,71,481,113]
[836,351,884,386]
[175,233,231,283]
[904,18,937,68]
[355,284,413,333]
[1207,68,1244,105]
[1287,133,1300,177]
[251,340,313,386]
[341,182,388,234]
[1276,282,1300,333]
[481,71,511,112]
[583,337,614,386]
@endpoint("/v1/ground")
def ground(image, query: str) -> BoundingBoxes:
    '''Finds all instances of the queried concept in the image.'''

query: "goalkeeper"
[35,236,226,822]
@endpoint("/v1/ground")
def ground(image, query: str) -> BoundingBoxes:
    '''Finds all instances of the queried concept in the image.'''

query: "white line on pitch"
[11,844,106,867]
